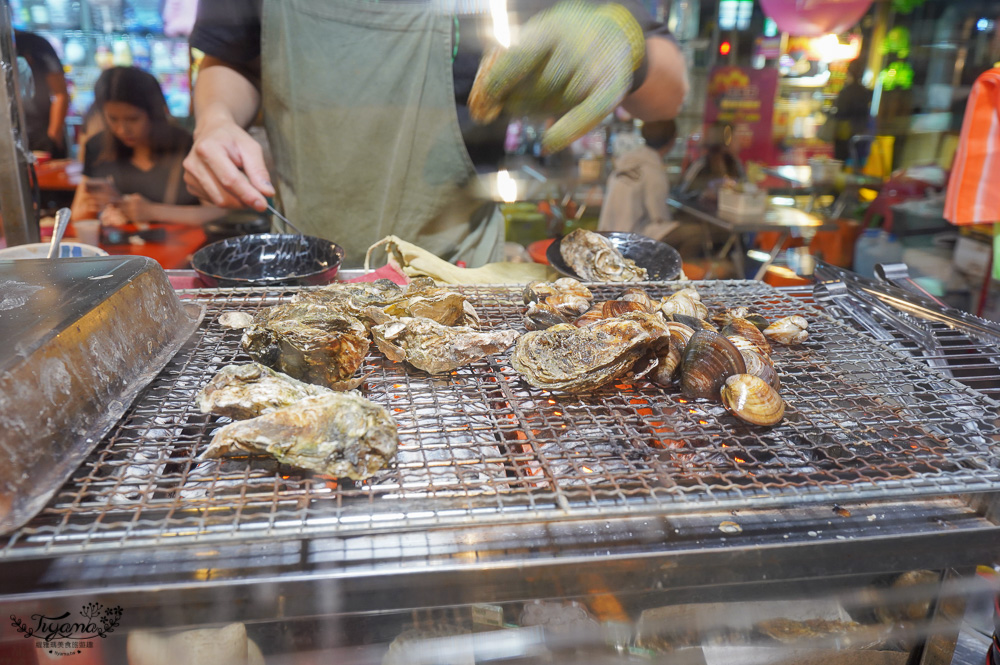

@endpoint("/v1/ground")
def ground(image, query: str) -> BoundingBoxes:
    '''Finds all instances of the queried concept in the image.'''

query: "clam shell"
[670,313,718,332]
[603,300,649,318]
[721,318,772,356]
[679,330,747,400]
[720,374,785,426]
[545,294,592,318]
[763,316,809,345]
[524,302,571,331]
[740,350,780,391]
[659,294,708,320]
[618,287,657,313]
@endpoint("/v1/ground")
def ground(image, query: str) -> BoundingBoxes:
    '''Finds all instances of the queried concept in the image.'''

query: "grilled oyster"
[202,393,398,480]
[372,317,519,374]
[197,363,334,420]
[298,279,479,328]
[559,229,647,282]
[242,301,370,389]
[512,311,668,392]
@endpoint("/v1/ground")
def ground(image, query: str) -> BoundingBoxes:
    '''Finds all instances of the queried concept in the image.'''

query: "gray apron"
[262,0,505,268]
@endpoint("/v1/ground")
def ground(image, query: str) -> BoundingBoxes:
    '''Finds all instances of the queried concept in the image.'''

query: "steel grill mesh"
[2,280,999,559]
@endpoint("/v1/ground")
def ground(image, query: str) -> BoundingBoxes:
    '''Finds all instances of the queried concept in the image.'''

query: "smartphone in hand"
[83,176,121,203]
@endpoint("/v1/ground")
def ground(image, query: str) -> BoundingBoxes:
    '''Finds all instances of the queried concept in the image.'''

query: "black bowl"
[192,233,344,288]
[546,231,682,281]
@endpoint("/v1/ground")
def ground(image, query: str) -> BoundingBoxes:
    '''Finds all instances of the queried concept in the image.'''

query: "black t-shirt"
[14,30,62,153]
[84,131,200,206]
[190,0,670,167]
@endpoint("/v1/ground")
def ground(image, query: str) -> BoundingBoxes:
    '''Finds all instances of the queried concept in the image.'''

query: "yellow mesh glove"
[469,0,645,154]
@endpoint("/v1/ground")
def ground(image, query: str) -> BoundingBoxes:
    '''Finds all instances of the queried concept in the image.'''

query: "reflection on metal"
[0,5,38,245]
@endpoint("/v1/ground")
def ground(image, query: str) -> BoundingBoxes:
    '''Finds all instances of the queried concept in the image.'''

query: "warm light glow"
[810,33,861,62]
[496,169,517,203]
[491,0,510,48]
[719,41,732,56]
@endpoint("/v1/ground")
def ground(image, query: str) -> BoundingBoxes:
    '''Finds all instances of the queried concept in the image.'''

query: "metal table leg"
[751,229,789,281]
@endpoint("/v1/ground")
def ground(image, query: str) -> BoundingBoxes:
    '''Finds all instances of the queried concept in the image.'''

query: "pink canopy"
[759,0,874,37]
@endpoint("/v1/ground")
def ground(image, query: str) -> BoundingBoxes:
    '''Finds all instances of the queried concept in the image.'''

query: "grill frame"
[2,280,998,562]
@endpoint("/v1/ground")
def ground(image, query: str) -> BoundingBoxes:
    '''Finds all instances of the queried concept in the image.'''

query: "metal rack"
[2,279,998,562]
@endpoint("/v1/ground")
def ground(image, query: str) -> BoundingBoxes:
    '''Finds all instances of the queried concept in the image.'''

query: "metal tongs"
[813,259,1000,378]
[46,208,72,259]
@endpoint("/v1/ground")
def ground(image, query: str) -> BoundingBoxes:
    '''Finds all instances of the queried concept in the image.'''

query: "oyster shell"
[201,393,398,480]
[720,374,785,426]
[197,363,334,420]
[372,317,519,374]
[298,279,479,328]
[763,315,809,345]
[512,312,668,392]
[523,278,593,304]
[559,229,648,282]
[242,301,370,389]
[679,330,746,400]
[218,311,254,330]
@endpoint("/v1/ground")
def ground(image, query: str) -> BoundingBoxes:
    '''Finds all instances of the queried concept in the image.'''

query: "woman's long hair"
[92,66,188,164]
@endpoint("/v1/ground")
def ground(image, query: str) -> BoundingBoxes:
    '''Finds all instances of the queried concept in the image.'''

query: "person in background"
[676,122,744,198]
[598,119,677,240]
[832,59,872,163]
[183,0,688,268]
[14,30,69,158]
[70,67,227,227]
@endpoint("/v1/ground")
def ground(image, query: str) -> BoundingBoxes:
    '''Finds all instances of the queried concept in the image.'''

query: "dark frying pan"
[192,233,345,288]
[546,231,682,281]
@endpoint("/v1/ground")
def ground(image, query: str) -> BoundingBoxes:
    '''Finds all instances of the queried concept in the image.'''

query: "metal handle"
[266,203,304,235]
[46,208,71,259]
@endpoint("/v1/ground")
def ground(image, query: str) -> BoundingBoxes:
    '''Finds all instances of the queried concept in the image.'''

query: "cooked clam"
[512,312,668,392]
[667,313,718,332]
[740,350,780,391]
[523,278,593,304]
[659,289,708,320]
[720,374,785,426]
[763,315,809,345]
[525,293,594,331]
[679,330,746,400]
[559,229,648,282]
[372,317,519,374]
[721,318,771,356]
[202,392,398,480]
[197,363,334,420]
[242,301,370,390]
[618,287,657,313]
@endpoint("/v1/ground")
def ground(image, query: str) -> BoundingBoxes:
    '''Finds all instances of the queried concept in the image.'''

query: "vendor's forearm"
[194,57,262,131]
[147,203,229,226]
[622,37,688,121]
[49,92,69,136]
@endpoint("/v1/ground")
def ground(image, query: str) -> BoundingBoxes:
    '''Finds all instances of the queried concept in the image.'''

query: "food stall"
[1,7,999,665]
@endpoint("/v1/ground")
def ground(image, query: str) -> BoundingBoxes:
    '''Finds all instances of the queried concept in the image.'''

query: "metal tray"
[0,256,202,533]
[1,280,997,560]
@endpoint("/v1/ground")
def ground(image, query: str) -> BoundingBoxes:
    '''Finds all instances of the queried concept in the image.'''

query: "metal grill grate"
[2,281,999,560]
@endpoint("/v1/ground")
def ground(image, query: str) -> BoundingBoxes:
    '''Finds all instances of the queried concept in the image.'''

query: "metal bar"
[0,3,38,245]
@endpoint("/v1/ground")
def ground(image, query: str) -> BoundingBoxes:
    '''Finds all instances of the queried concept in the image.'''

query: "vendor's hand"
[116,193,154,224]
[468,0,645,154]
[183,115,274,211]
[99,205,129,227]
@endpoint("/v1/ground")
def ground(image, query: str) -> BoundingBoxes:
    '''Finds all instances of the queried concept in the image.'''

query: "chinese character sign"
[703,66,779,165]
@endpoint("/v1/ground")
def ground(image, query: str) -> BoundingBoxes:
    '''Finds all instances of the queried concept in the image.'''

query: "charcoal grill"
[2,279,998,562]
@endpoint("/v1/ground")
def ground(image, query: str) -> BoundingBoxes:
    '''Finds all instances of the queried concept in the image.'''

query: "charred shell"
[197,363,335,420]
[372,317,519,374]
[512,312,668,392]
[680,330,747,400]
[242,301,370,390]
[720,374,785,426]
[559,229,648,282]
[202,392,399,480]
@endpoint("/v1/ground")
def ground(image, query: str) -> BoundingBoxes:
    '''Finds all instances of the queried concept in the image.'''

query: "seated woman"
[70,66,226,227]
